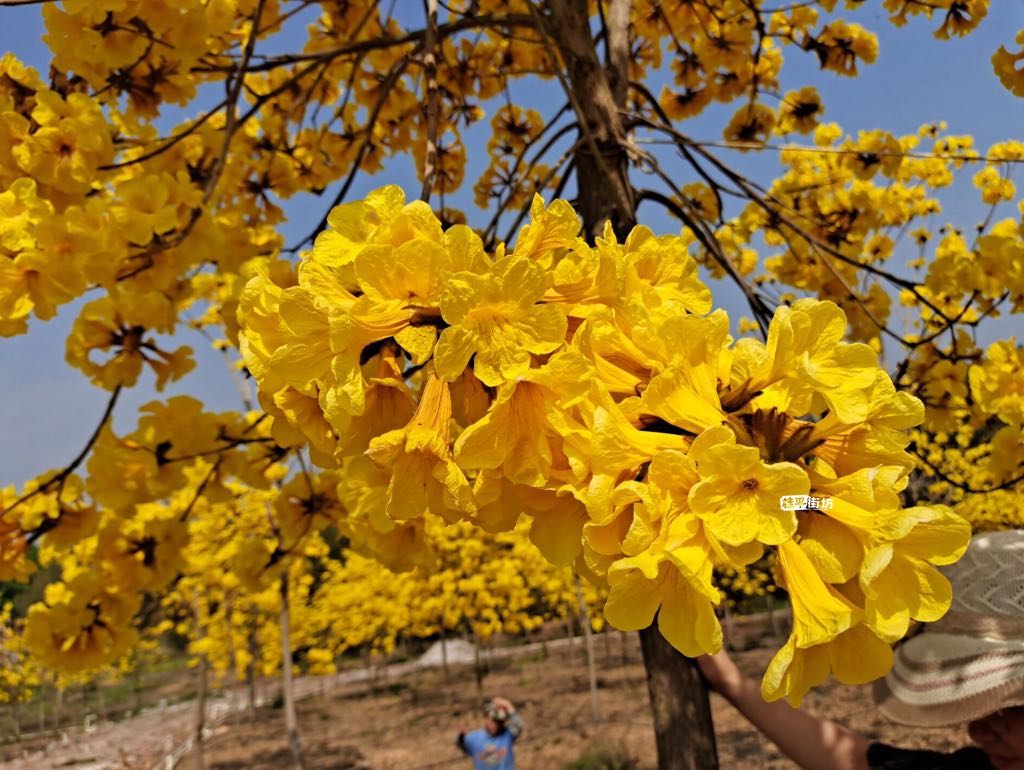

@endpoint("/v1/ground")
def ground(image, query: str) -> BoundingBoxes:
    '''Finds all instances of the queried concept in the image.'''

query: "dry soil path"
[0,635,582,770]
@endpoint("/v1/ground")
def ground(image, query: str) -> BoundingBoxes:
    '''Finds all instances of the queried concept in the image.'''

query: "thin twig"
[285,51,416,252]
[190,14,536,75]
[913,448,1024,494]
[204,0,268,207]
[1,386,122,519]
[99,97,230,171]
[636,187,771,338]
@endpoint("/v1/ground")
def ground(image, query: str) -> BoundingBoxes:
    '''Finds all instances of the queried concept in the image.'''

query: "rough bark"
[279,574,306,770]
[419,0,440,201]
[639,625,719,770]
[605,0,632,106]
[543,0,635,240]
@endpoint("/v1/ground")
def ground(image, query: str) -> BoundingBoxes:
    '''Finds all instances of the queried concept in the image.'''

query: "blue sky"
[1,3,1022,486]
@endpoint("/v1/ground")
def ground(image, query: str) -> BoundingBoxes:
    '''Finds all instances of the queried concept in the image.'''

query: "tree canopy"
[0,0,1022,727]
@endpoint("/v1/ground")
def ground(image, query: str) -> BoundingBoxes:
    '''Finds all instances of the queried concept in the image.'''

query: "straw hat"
[873,529,1024,726]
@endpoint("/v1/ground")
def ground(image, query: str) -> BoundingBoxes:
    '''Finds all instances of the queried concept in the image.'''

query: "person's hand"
[968,707,1024,769]
[696,649,744,699]
[491,696,515,713]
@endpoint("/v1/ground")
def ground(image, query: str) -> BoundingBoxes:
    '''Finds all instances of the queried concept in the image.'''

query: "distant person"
[698,529,1024,770]
[456,696,523,770]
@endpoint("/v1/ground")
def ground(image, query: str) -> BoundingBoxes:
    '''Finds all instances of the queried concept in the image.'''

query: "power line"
[633,137,1024,165]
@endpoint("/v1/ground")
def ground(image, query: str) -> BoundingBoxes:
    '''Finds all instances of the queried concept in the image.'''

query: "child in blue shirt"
[456,697,524,770]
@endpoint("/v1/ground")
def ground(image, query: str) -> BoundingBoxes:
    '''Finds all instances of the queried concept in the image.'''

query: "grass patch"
[564,743,638,770]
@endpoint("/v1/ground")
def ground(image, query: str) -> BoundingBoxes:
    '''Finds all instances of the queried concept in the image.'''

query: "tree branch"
[285,51,416,253]
[1,386,122,519]
[190,14,537,75]
[419,0,441,202]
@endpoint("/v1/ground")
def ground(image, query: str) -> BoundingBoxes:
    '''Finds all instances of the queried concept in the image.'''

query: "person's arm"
[697,650,871,770]
[456,721,471,755]
[505,711,524,740]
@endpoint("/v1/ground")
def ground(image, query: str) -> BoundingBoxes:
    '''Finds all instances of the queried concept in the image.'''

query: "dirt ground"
[179,631,972,770]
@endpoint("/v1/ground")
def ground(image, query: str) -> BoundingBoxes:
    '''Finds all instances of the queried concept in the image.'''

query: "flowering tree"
[0,602,39,734]
[1,2,1023,768]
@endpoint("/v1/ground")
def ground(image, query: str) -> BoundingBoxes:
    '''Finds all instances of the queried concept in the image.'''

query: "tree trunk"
[364,649,375,696]
[539,2,721,764]
[225,599,241,724]
[246,623,258,718]
[195,655,208,770]
[279,574,306,770]
[472,633,485,694]
[639,626,719,770]
[543,0,635,241]
[228,646,240,724]
[574,574,600,722]
[131,668,141,715]
[440,636,450,680]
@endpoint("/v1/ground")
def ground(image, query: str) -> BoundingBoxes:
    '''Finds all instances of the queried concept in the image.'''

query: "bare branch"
[420,0,441,202]
[480,107,576,246]
[1,386,122,519]
[500,142,582,247]
[912,448,1024,494]
[99,97,229,171]
[285,51,416,253]
[204,0,267,207]
[636,187,771,338]
[605,0,631,106]
[190,14,537,75]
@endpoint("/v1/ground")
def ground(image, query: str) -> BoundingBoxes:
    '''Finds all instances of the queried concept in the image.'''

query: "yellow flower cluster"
[311,517,604,659]
[0,603,40,706]
[709,121,1024,355]
[1,0,1018,692]
[956,489,1024,532]
[717,561,776,607]
[239,186,972,703]
[897,335,1024,495]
